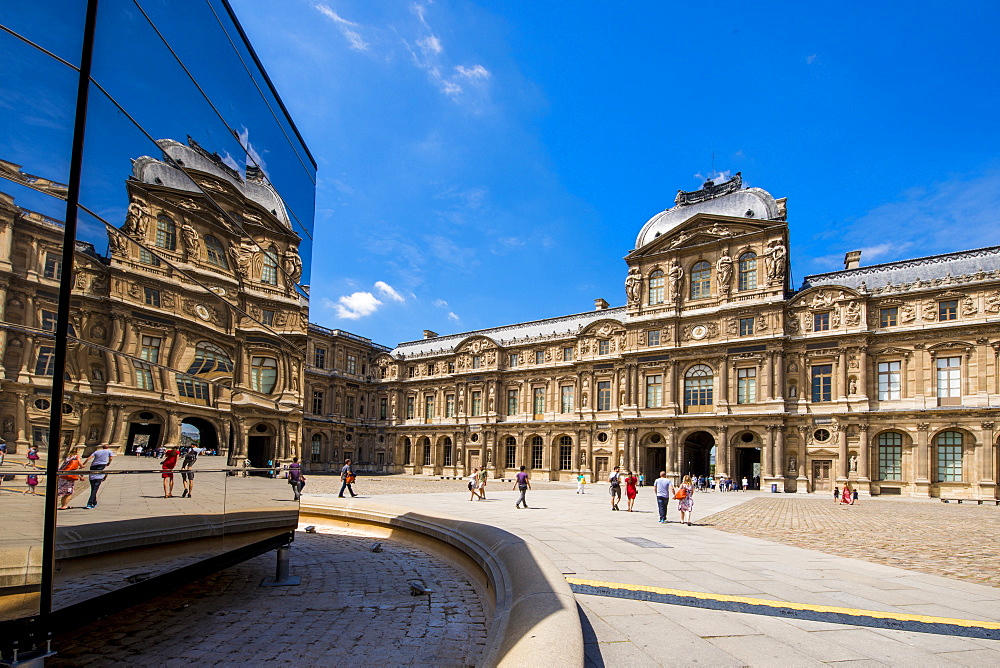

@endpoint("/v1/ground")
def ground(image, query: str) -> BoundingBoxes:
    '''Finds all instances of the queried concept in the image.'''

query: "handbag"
[345,473,356,484]
[674,487,688,500]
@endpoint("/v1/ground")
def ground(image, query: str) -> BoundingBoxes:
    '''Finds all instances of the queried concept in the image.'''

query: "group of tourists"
[834,484,859,505]
[608,467,696,524]
[467,466,489,500]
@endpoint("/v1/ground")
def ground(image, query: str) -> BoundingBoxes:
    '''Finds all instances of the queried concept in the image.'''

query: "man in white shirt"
[653,471,673,524]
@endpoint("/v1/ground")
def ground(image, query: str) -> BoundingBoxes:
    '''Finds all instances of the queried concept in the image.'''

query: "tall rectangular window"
[938,300,958,321]
[531,444,543,469]
[443,444,453,467]
[739,317,754,336]
[406,396,415,419]
[427,364,435,376]
[813,312,830,331]
[646,374,663,408]
[532,388,545,418]
[535,351,545,365]
[878,432,902,481]
[43,252,62,280]
[40,310,58,332]
[560,385,574,413]
[877,361,901,400]
[312,391,324,414]
[597,381,612,411]
[251,357,278,393]
[380,397,388,420]
[35,346,56,376]
[811,365,832,402]
[446,394,455,417]
[879,307,898,327]
[144,287,160,307]
[507,389,518,416]
[560,445,573,470]
[424,395,435,420]
[472,355,482,369]
[260,310,275,326]
[506,444,517,469]
[737,367,756,404]
[471,391,482,416]
[346,396,355,417]
[404,444,412,465]
[936,356,961,405]
[936,432,963,482]
[314,347,326,369]
[447,362,455,373]
[423,444,431,466]
[598,340,610,355]
[347,354,357,374]
[562,347,574,362]
[646,330,660,347]
[508,353,519,367]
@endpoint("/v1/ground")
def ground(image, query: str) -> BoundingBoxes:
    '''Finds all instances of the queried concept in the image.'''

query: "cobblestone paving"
[701,496,1000,588]
[51,526,488,666]
[302,472,571,497]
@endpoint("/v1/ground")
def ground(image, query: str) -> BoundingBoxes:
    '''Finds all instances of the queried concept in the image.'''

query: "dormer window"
[738,253,757,291]
[155,216,176,250]
[648,270,665,304]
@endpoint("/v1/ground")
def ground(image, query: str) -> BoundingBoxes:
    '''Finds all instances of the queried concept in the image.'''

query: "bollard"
[260,544,300,587]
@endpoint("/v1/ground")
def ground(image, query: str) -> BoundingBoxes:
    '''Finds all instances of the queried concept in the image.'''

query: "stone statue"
[181,220,199,255]
[848,377,858,394]
[625,267,642,305]
[849,455,858,472]
[123,199,149,238]
[716,250,733,294]
[788,455,796,472]
[788,383,797,398]
[229,244,251,279]
[764,240,786,284]
[2,417,13,435]
[667,260,684,300]
[283,246,303,285]
[108,229,129,256]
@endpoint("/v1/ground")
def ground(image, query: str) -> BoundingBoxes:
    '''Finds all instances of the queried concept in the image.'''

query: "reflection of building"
[0,139,307,466]
[306,174,999,499]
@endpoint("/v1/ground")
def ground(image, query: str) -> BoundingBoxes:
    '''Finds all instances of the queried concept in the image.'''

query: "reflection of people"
[513,465,531,509]
[161,448,179,498]
[83,444,114,509]
[180,445,206,498]
[27,445,40,469]
[26,473,40,495]
[338,458,357,498]
[286,457,305,501]
[58,452,83,509]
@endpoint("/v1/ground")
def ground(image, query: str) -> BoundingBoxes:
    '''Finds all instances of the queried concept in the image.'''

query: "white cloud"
[236,127,268,179]
[447,312,459,321]
[331,292,382,319]
[315,4,370,51]
[455,64,489,80]
[433,298,449,308]
[806,54,819,65]
[418,35,443,55]
[375,280,405,302]
[401,5,490,101]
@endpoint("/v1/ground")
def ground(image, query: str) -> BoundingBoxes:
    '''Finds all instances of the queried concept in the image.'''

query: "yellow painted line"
[566,577,1000,630]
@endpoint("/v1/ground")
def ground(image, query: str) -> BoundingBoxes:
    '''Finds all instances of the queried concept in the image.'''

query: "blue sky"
[231,0,1000,348]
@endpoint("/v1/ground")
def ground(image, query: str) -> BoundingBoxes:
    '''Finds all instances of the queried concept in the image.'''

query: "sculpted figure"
[283,246,303,285]
[765,240,787,284]
[625,267,643,305]
[716,250,733,294]
[229,244,251,279]
[108,229,129,256]
[123,199,149,237]
[788,455,796,472]
[181,220,199,255]
[667,259,684,300]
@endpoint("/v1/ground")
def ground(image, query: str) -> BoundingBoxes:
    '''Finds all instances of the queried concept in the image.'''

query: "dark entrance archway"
[180,417,219,454]
[126,412,162,455]
[246,422,274,473]
[734,447,761,489]
[682,431,714,478]
[643,432,666,483]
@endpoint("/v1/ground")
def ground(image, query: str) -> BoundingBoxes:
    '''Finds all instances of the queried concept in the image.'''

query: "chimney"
[422,330,438,339]
[594,298,609,311]
[844,250,862,270]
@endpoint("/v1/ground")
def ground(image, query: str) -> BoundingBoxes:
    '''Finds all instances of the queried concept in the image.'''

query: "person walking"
[286,457,305,501]
[83,444,114,508]
[624,471,639,511]
[676,474,695,525]
[576,472,586,494]
[638,473,645,488]
[653,471,672,523]
[513,465,530,508]
[468,467,482,500]
[852,487,859,505]
[26,445,40,469]
[57,452,83,509]
[833,486,840,504]
[0,442,6,466]
[179,444,206,498]
[609,466,622,511]
[741,476,748,491]
[478,466,488,500]
[161,447,179,498]
[338,458,357,498]
[26,473,40,495]
[841,484,852,506]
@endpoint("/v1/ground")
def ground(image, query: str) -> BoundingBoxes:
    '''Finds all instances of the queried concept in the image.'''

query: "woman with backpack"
[676,474,695,526]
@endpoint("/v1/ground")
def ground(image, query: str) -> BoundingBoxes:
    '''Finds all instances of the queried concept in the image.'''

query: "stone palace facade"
[304,175,999,499]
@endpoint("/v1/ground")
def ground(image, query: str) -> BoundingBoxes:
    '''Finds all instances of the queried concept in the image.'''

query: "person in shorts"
[180,445,206,498]
[609,466,622,511]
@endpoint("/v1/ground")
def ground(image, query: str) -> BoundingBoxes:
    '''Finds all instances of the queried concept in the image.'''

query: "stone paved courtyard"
[51,525,488,667]
[701,495,1000,588]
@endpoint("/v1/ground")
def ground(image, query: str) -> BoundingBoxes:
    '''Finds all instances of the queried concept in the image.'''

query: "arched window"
[690,260,711,300]
[877,432,903,481]
[155,216,177,250]
[250,356,278,393]
[935,431,963,482]
[684,364,714,413]
[186,342,234,377]
[648,270,665,305]
[205,235,228,268]
[738,252,757,291]
[261,248,278,285]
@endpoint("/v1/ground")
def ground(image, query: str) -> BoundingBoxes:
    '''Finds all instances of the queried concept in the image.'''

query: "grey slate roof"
[392,306,628,358]
[802,245,1000,291]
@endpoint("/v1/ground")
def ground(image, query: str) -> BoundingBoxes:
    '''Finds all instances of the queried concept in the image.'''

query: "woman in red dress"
[624,471,639,511]
[841,484,852,506]
[161,448,179,498]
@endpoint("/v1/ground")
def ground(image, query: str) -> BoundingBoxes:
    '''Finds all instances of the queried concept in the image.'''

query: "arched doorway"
[181,417,219,454]
[246,422,274,471]
[733,431,762,489]
[126,411,163,456]
[682,431,714,478]
[643,432,667,482]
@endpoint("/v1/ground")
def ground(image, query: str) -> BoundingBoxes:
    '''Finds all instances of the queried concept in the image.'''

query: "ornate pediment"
[626,215,775,260]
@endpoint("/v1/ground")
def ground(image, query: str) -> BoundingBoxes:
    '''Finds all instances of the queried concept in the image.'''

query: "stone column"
[914,423,931,497]
[836,423,849,483]
[666,426,680,478]
[857,347,869,400]
[665,361,676,412]
[978,421,996,499]
[838,348,849,400]
[764,352,774,401]
[857,423,871,495]
[763,425,776,489]
[13,391,28,452]
[715,426,728,480]
[796,426,809,493]
[775,426,787,491]
[718,358,729,411]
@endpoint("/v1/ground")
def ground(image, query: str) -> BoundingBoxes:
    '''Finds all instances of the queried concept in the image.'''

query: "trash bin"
[770,483,778,493]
